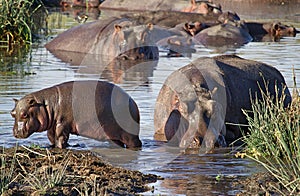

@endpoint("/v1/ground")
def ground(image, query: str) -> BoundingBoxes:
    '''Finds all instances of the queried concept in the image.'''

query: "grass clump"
[18,146,70,193]
[239,79,300,194]
[0,0,44,49]
[0,147,18,194]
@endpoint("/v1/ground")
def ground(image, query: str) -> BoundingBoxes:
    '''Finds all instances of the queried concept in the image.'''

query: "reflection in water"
[49,50,158,84]
[91,144,260,195]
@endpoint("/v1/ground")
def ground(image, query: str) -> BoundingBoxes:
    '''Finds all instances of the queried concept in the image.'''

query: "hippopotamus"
[181,0,222,15]
[121,10,219,28]
[156,35,196,57]
[245,22,299,41]
[45,17,159,62]
[60,0,100,8]
[11,80,142,149]
[194,20,252,50]
[154,55,291,150]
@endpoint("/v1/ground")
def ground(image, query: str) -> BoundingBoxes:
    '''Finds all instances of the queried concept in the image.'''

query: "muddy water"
[1,4,300,195]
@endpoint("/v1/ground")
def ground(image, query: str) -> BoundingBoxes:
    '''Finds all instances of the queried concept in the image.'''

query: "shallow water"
[1,5,300,195]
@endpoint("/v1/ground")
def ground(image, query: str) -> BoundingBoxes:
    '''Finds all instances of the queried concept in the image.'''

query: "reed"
[0,0,43,48]
[240,79,300,194]
[0,147,18,194]
[18,146,70,193]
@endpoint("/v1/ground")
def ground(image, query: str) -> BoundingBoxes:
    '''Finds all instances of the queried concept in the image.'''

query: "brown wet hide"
[11,81,142,149]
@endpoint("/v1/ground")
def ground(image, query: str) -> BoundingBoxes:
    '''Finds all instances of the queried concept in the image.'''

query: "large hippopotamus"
[154,55,291,149]
[11,80,141,149]
[45,17,160,62]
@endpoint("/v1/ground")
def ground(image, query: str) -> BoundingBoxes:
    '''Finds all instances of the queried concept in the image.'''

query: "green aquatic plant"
[0,0,44,49]
[240,78,300,194]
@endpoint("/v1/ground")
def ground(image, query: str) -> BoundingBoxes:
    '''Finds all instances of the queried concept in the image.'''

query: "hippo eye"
[20,111,28,119]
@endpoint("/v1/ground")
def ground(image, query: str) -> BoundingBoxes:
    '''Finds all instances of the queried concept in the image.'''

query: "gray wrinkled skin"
[154,55,291,150]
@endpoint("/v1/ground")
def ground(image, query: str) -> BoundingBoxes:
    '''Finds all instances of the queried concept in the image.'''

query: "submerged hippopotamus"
[194,20,252,50]
[181,0,222,15]
[154,55,291,149]
[245,22,299,41]
[11,80,141,149]
[45,17,159,61]
[60,0,100,8]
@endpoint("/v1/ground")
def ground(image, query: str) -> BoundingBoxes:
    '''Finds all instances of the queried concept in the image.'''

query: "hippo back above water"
[154,55,291,150]
[11,80,141,148]
[45,17,160,61]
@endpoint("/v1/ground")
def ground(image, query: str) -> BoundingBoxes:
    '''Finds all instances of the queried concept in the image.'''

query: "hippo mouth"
[117,46,159,60]
[13,121,32,138]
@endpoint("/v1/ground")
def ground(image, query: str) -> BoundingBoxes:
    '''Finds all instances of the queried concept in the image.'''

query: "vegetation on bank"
[238,75,300,195]
[0,145,159,195]
[0,0,45,50]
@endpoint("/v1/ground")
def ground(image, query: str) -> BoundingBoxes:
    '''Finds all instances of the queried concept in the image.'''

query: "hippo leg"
[111,139,125,148]
[164,109,189,146]
[47,123,70,148]
[120,134,142,149]
[47,128,55,147]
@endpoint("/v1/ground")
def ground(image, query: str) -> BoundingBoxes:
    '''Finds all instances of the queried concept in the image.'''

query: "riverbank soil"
[0,146,161,195]
[233,172,288,195]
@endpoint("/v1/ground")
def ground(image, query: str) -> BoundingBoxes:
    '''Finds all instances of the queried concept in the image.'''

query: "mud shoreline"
[0,146,161,195]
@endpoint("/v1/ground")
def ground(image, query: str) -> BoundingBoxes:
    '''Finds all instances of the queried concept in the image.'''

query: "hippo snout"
[13,121,27,138]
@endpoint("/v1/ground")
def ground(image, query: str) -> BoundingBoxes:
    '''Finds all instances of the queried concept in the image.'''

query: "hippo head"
[11,96,48,138]
[218,11,240,24]
[110,23,159,60]
[184,22,206,36]
[271,22,298,38]
[163,87,226,149]
[154,64,227,150]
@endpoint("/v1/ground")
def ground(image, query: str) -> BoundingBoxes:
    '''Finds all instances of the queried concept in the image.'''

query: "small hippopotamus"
[154,55,291,150]
[11,80,142,149]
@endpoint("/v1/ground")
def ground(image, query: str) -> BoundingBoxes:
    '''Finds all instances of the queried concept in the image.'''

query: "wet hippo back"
[45,17,159,61]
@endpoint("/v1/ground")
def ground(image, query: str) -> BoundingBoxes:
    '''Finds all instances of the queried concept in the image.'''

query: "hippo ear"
[13,98,19,104]
[114,24,122,32]
[273,23,280,31]
[28,99,37,106]
[184,23,190,30]
[147,23,154,30]
[210,87,218,97]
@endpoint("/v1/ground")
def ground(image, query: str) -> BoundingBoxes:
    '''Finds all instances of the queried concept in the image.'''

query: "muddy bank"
[0,146,161,195]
